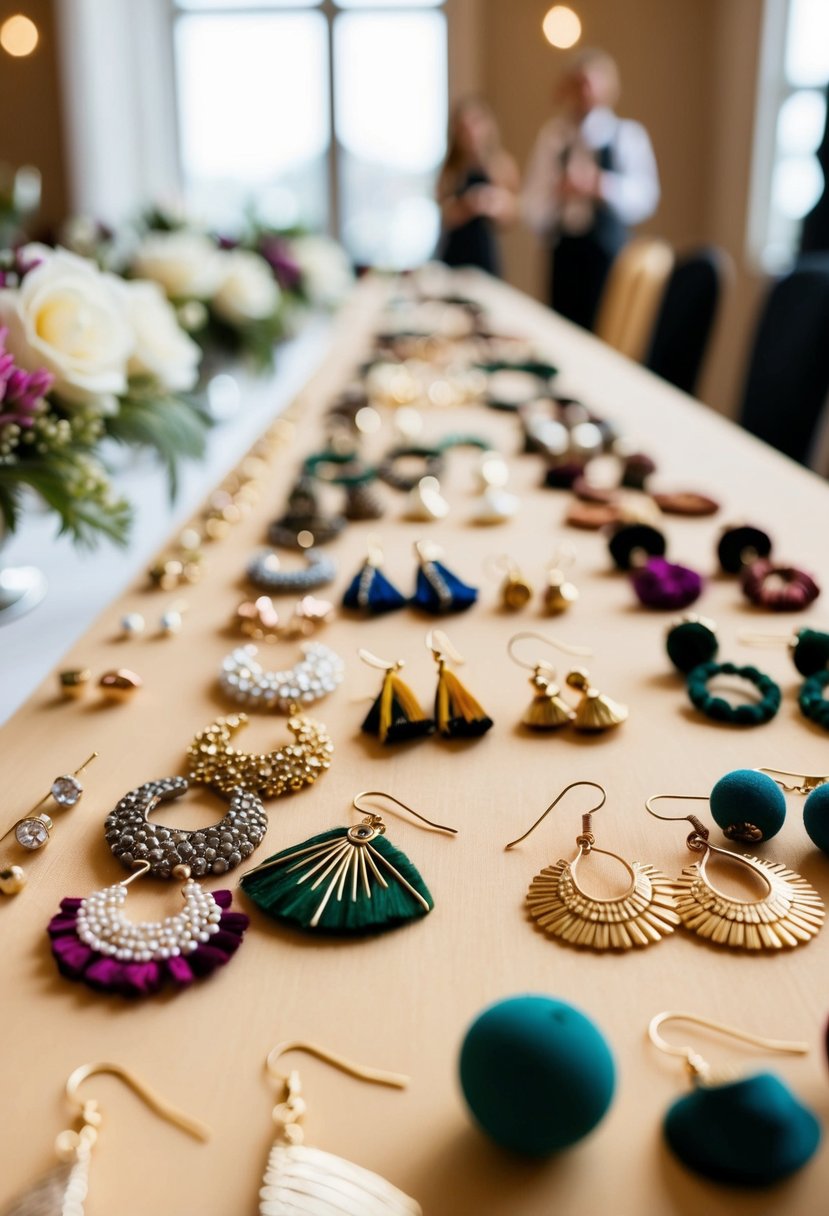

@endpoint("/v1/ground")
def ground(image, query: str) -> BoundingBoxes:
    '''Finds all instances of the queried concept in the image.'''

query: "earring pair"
[665,616,781,726]
[119,601,187,638]
[491,547,579,614]
[0,752,97,895]
[359,631,493,744]
[508,632,628,731]
[58,668,143,703]
[741,625,829,732]
[342,541,478,616]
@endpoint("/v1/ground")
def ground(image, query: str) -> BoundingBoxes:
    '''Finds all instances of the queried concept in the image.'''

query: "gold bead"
[99,668,143,702]
[58,668,92,700]
[0,865,26,895]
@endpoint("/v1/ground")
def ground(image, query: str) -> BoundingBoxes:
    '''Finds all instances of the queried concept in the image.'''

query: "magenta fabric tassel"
[47,889,248,999]
[631,556,703,610]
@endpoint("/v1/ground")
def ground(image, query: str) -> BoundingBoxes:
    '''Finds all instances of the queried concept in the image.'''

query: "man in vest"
[523,48,660,330]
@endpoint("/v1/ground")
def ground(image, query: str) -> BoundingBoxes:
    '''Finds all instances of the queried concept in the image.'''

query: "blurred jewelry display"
[377,444,445,492]
[505,782,679,951]
[342,543,408,615]
[187,712,333,798]
[645,795,824,950]
[404,475,450,522]
[717,524,820,611]
[268,475,345,548]
[542,546,580,614]
[235,594,333,641]
[412,541,478,614]
[105,777,268,878]
[49,858,249,997]
[1,1062,208,1214]
[490,554,534,612]
[259,1041,421,1216]
[303,448,385,521]
[240,791,456,936]
[219,641,344,712]
[607,522,704,611]
[247,546,336,594]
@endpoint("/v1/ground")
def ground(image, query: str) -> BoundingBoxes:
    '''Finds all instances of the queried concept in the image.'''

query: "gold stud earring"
[488,554,533,611]
[507,632,592,730]
[542,544,579,614]
[565,667,629,731]
[57,668,92,700]
[1,752,98,856]
[505,781,679,950]
[98,669,142,702]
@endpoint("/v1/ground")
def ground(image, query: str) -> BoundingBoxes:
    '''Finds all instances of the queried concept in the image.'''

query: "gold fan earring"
[645,794,825,951]
[507,632,592,730]
[505,781,680,950]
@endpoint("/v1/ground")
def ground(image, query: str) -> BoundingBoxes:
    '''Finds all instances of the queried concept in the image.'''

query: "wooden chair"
[594,237,674,362]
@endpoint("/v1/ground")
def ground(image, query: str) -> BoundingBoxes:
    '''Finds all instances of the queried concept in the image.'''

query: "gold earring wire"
[506,631,592,670]
[645,795,825,950]
[507,782,679,950]
[507,633,589,731]
[352,791,458,835]
[265,1041,409,1091]
[648,1011,809,1083]
[358,648,402,672]
[759,767,829,794]
[426,628,464,665]
[736,630,793,647]
[65,1061,211,1141]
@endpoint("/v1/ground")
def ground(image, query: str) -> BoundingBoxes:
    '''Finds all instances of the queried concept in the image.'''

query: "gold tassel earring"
[427,630,493,739]
[507,632,592,731]
[358,649,435,744]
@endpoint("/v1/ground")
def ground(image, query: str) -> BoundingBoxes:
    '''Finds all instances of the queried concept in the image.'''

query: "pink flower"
[0,325,53,426]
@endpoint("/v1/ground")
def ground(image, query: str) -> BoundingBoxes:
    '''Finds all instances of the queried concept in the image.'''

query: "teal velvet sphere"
[710,769,786,842]
[803,783,829,853]
[459,995,615,1156]
[664,1072,821,1186]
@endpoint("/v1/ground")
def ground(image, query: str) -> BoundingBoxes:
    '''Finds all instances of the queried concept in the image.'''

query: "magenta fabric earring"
[607,524,704,610]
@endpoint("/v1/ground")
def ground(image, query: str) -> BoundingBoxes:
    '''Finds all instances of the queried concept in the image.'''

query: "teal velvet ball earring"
[709,769,787,842]
[803,783,829,853]
[664,1072,821,1187]
[459,994,615,1156]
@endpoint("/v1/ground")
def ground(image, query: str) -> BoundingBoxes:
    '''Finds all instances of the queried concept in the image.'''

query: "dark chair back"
[740,255,829,465]
[645,246,727,396]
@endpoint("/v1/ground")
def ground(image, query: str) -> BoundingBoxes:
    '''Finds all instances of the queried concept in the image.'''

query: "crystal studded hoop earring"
[505,781,679,951]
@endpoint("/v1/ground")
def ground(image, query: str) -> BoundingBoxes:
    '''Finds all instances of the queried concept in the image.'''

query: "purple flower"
[258,235,302,291]
[0,326,53,426]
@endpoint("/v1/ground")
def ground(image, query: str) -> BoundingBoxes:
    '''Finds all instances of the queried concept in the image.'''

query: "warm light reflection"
[542,5,582,49]
[0,14,39,57]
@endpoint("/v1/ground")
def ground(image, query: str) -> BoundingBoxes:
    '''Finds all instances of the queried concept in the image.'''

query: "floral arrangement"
[0,243,208,506]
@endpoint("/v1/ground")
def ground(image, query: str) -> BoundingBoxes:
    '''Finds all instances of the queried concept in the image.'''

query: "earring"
[235,594,333,642]
[645,796,824,949]
[239,791,457,935]
[342,542,408,614]
[607,522,703,610]
[261,1041,421,1215]
[542,544,579,614]
[740,627,829,732]
[187,712,333,798]
[405,475,450,521]
[488,554,533,611]
[105,777,268,877]
[219,641,344,712]
[564,667,629,731]
[158,600,187,636]
[648,1011,820,1187]
[1,752,98,855]
[428,630,493,739]
[505,781,679,950]
[469,459,520,525]
[717,524,820,611]
[358,650,435,744]
[665,617,781,726]
[507,632,592,730]
[98,668,143,702]
[246,547,336,594]
[412,541,478,614]
[2,1061,208,1213]
[267,474,345,548]
[57,667,93,700]
[49,859,249,997]
[760,767,829,854]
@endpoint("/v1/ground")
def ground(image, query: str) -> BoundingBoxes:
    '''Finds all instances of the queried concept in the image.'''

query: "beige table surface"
[1,271,828,1216]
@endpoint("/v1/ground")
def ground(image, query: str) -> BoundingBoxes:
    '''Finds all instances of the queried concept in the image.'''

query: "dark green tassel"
[239,827,434,935]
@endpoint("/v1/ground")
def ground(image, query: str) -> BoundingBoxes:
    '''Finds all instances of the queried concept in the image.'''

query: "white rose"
[118,279,201,393]
[213,250,280,327]
[131,231,225,300]
[0,244,132,412]
[290,235,353,308]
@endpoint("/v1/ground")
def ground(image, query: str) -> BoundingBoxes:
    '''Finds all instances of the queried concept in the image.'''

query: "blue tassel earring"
[342,543,407,615]
[649,1011,821,1187]
[412,541,478,614]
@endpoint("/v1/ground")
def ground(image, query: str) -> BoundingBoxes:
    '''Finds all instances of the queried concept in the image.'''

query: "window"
[172,0,448,268]
[750,0,829,270]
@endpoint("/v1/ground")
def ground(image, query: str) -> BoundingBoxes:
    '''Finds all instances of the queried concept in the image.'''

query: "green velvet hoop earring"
[799,670,829,732]
[686,662,781,726]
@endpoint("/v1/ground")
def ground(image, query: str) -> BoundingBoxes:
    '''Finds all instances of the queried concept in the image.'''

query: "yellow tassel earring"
[358,649,435,744]
[427,630,494,739]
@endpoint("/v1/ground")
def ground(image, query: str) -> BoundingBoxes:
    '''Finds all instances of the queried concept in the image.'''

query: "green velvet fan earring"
[649,1011,821,1187]
[239,791,457,936]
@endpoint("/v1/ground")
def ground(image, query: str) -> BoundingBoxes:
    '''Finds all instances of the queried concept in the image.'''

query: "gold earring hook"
[265,1041,409,1090]
[352,791,458,836]
[736,630,793,647]
[119,859,151,887]
[65,1063,211,1141]
[759,768,829,794]
[506,631,592,672]
[505,780,607,850]
[358,648,402,673]
[484,553,518,582]
[414,539,441,565]
[648,1011,809,1083]
[644,794,710,848]
[549,542,576,570]
[426,629,463,664]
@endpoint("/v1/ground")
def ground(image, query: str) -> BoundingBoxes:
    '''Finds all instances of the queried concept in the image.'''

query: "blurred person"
[437,97,519,276]
[523,48,660,329]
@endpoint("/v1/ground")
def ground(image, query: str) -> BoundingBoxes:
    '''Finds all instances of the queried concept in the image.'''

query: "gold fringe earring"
[427,630,493,739]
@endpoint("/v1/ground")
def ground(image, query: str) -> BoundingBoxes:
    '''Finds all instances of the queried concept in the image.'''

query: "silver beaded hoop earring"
[219,641,344,712]
[247,548,336,594]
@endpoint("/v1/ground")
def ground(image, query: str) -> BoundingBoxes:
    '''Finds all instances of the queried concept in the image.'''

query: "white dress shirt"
[522,106,660,237]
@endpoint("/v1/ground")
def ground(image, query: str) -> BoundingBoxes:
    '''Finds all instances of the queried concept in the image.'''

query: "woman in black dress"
[437,98,519,277]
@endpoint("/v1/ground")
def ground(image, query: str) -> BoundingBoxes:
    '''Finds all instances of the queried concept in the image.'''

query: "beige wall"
[471,0,768,415]
[0,0,67,233]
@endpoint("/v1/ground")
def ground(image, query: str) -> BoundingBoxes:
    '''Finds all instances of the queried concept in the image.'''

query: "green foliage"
[106,380,211,500]
[0,453,131,548]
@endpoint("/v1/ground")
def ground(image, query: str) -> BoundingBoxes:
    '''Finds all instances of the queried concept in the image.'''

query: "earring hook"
[644,795,710,848]
[358,648,402,673]
[484,553,518,582]
[549,542,576,570]
[506,631,592,672]
[65,1062,210,1141]
[119,859,151,887]
[759,767,829,794]
[265,1041,409,1090]
[648,1011,808,1082]
[736,630,791,647]
[505,780,607,850]
[426,629,463,664]
[414,539,441,565]
[352,791,458,836]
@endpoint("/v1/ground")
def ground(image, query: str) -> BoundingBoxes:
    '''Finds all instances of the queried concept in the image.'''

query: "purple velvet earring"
[607,523,704,610]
